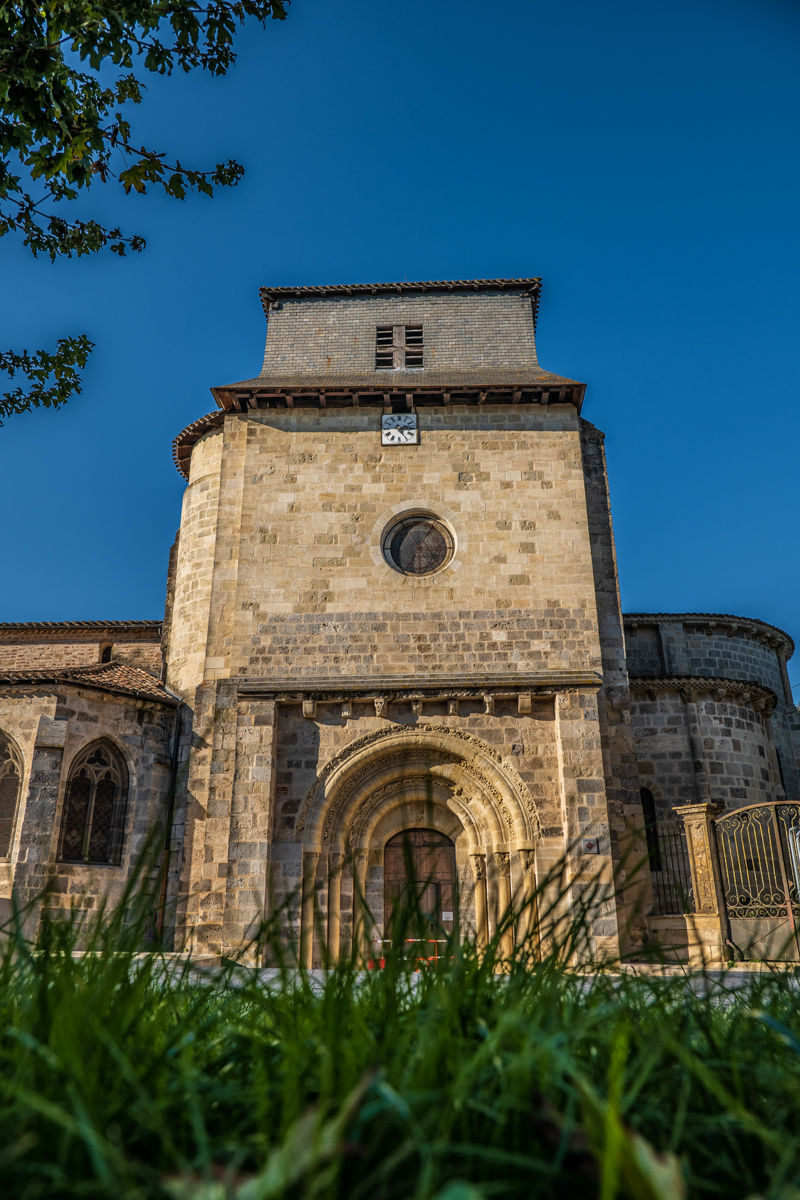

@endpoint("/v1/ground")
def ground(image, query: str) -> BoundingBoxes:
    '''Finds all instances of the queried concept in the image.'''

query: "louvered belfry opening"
[375,325,424,369]
[59,740,129,865]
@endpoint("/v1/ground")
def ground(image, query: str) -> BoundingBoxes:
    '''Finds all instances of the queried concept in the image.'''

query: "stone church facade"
[1,278,798,963]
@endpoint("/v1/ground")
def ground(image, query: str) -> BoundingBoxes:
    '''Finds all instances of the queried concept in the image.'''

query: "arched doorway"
[384,829,457,939]
[293,725,540,966]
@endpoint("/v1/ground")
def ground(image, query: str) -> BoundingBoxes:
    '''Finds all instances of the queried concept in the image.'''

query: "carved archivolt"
[296,724,540,852]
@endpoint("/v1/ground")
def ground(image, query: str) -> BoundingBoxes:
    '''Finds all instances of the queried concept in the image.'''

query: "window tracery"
[0,732,22,859]
[59,740,128,865]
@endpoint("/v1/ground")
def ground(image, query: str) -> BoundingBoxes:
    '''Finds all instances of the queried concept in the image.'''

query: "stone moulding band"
[628,674,778,714]
[237,671,602,699]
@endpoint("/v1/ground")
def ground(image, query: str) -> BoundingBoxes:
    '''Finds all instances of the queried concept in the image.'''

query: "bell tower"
[165,278,639,963]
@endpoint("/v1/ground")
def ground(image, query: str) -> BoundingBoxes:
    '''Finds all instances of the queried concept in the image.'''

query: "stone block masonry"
[3,277,798,968]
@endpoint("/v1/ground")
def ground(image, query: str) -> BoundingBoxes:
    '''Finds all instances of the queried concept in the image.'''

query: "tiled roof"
[0,662,179,705]
[172,410,225,477]
[259,277,541,310]
[0,619,160,636]
[623,612,794,657]
[211,367,577,399]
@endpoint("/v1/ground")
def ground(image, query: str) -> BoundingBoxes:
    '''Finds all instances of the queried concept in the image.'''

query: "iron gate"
[714,802,800,960]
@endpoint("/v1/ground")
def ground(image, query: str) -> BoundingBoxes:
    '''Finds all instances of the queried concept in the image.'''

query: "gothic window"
[59,741,128,865]
[640,787,661,871]
[375,325,424,369]
[0,732,22,859]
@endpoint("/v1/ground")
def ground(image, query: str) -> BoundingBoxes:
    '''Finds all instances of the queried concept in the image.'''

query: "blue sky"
[2,0,799,693]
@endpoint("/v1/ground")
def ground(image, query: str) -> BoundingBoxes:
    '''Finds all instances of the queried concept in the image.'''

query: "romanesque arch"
[293,725,540,966]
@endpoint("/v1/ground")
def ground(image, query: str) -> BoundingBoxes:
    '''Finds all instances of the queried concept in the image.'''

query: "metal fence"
[648,823,693,915]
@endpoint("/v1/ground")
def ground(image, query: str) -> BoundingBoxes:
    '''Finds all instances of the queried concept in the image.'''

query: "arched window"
[59,741,128,865]
[640,787,661,871]
[0,731,22,859]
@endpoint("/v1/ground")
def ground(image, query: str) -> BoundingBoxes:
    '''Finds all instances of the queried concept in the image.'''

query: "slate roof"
[0,662,179,705]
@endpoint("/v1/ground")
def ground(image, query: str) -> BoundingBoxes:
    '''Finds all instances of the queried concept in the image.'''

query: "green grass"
[2,869,800,1199]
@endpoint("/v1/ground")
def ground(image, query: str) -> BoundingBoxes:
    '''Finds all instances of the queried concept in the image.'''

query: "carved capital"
[470,853,486,881]
[520,848,536,872]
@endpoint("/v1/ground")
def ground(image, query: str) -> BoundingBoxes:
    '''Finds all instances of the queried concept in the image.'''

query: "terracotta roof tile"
[0,662,179,705]
[259,277,541,311]
[0,619,160,636]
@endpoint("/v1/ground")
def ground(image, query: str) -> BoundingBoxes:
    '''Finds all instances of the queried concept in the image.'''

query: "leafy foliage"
[0,335,93,422]
[0,1,288,416]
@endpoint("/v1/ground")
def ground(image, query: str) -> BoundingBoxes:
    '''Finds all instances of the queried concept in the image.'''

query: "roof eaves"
[0,619,161,637]
[0,663,180,706]
[258,276,542,314]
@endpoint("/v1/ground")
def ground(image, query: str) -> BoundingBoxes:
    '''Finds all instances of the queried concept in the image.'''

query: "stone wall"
[167,430,224,699]
[167,405,607,693]
[0,686,177,931]
[624,614,800,804]
[0,626,163,675]
[624,615,791,698]
[579,423,644,948]
[171,681,620,964]
[629,684,781,819]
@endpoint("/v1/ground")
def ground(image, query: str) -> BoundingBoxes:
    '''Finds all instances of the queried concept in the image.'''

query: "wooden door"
[384,829,457,939]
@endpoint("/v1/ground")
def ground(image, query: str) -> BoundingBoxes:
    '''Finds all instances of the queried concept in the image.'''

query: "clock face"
[382,413,418,445]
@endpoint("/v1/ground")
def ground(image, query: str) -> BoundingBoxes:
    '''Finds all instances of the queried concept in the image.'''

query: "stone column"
[491,850,513,958]
[14,733,66,916]
[758,707,786,801]
[683,694,712,804]
[351,850,368,960]
[300,849,320,969]
[470,852,488,946]
[674,801,726,964]
[778,652,794,707]
[514,847,539,958]
[326,850,344,965]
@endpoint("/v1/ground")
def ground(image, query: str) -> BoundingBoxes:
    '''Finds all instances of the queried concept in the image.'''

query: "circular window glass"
[383,513,454,575]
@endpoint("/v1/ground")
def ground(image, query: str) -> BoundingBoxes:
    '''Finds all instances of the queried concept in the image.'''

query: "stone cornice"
[238,670,601,701]
[628,674,777,715]
[624,612,794,659]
